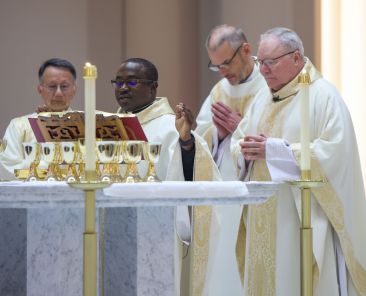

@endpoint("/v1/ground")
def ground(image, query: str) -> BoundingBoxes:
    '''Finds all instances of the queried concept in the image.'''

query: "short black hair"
[38,58,77,82]
[122,58,158,81]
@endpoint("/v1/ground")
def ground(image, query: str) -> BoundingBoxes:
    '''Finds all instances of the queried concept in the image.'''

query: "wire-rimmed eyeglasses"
[111,79,156,89]
[257,50,297,68]
[208,45,242,72]
[41,84,74,94]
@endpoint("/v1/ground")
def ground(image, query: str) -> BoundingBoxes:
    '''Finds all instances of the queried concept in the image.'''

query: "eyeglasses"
[111,79,156,89]
[208,45,242,72]
[257,50,297,68]
[42,84,73,94]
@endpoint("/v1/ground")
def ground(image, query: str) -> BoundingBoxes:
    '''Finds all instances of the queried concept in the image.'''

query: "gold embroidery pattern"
[292,148,366,294]
[310,160,366,294]
[212,83,255,116]
[132,97,175,125]
[245,98,294,295]
[190,139,214,295]
[202,127,214,152]
[247,160,276,296]
[191,206,212,296]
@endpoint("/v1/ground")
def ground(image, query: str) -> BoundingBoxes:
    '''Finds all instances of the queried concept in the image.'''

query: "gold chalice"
[121,140,143,183]
[96,140,119,182]
[0,139,7,153]
[61,141,80,182]
[41,142,62,181]
[22,142,41,181]
[142,142,162,182]
[112,141,124,182]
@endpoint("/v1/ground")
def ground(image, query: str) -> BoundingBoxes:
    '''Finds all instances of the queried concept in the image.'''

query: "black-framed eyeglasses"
[111,79,156,89]
[257,50,297,68]
[208,45,242,72]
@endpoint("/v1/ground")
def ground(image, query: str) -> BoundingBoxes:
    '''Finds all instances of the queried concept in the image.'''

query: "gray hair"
[206,24,248,51]
[260,27,304,57]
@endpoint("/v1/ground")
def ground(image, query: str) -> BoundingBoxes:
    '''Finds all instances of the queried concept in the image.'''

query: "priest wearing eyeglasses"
[231,27,366,296]
[0,58,77,175]
[192,25,267,295]
[111,57,222,296]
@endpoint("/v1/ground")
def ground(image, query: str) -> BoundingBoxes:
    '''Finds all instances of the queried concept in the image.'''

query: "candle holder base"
[286,179,325,188]
[68,180,111,190]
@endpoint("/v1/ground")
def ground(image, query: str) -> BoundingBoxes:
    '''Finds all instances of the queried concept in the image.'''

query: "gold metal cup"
[142,142,161,182]
[61,141,80,182]
[96,140,118,183]
[121,140,143,183]
[22,142,41,181]
[41,142,62,181]
[111,141,124,183]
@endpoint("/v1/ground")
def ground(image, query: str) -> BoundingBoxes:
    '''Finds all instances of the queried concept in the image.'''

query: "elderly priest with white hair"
[231,27,366,295]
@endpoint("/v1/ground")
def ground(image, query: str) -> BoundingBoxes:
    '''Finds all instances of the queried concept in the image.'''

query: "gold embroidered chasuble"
[232,60,366,295]
[121,97,221,296]
[195,64,266,155]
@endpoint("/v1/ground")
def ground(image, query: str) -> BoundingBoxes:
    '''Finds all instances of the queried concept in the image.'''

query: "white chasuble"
[195,64,266,181]
[121,97,222,296]
[194,65,267,296]
[232,59,366,296]
[0,113,38,174]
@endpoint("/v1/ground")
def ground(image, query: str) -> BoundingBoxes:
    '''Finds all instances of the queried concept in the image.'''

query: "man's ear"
[150,84,157,98]
[37,84,42,95]
[242,42,251,55]
[293,51,302,65]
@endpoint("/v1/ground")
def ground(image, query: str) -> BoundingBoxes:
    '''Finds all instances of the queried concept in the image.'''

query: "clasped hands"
[239,134,267,161]
[211,102,241,140]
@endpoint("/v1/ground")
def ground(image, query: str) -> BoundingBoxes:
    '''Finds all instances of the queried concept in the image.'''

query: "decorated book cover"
[28,111,147,142]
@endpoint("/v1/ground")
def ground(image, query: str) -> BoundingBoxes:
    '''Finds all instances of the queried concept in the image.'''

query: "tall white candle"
[298,70,311,171]
[83,62,97,173]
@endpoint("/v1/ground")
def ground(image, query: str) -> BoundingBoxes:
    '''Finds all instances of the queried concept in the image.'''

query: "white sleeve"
[175,206,192,245]
[212,131,230,164]
[236,148,253,181]
[265,137,300,181]
[0,119,26,173]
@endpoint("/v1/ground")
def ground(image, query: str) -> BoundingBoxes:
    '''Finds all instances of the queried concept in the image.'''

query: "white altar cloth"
[0,180,279,296]
[0,180,278,208]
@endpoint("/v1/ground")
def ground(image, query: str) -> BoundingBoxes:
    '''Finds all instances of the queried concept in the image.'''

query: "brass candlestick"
[68,171,110,296]
[287,172,324,296]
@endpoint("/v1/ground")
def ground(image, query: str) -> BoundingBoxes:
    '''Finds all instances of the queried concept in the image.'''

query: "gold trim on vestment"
[188,136,215,296]
[247,160,276,296]
[237,79,300,294]
[135,97,175,125]
[301,154,366,294]
[117,97,175,125]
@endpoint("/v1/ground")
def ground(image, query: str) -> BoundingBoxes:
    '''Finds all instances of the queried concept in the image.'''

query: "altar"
[0,181,278,296]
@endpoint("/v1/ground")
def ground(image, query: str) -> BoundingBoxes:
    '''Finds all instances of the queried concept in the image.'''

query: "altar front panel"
[0,181,278,296]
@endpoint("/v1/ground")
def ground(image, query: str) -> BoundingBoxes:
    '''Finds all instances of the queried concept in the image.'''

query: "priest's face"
[207,41,252,85]
[257,36,302,92]
[114,62,157,113]
[37,66,76,112]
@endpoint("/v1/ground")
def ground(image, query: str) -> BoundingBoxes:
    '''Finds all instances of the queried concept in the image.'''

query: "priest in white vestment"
[0,58,77,175]
[231,27,366,295]
[113,58,221,296]
[194,25,267,295]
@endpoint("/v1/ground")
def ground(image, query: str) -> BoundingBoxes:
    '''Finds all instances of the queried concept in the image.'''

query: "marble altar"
[0,181,278,296]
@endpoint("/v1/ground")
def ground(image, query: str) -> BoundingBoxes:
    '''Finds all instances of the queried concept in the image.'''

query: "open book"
[28,111,147,142]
